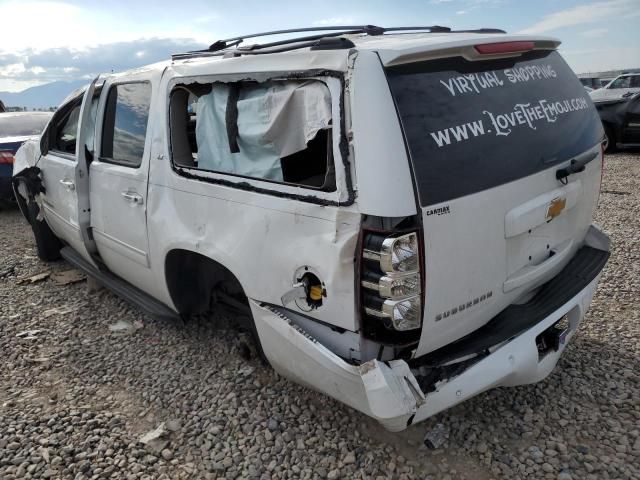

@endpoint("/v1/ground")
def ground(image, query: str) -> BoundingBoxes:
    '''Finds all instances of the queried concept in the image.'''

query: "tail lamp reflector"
[0,151,14,164]
[362,231,423,331]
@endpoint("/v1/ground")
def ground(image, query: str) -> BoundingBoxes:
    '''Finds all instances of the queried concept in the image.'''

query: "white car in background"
[590,73,640,103]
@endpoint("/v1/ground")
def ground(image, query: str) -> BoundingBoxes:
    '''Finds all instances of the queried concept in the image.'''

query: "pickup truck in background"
[13,26,610,431]
[594,91,640,151]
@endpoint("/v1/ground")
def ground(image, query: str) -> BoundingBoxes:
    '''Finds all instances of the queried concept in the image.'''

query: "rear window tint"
[0,114,51,137]
[385,50,603,206]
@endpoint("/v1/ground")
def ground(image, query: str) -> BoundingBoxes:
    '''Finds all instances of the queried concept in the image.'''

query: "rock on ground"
[1,152,639,479]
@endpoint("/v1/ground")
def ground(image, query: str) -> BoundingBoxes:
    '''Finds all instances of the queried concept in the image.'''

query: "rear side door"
[384,47,604,356]
[90,76,153,282]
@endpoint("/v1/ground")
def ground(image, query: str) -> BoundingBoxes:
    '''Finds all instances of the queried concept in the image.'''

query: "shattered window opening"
[50,99,82,156]
[169,79,336,192]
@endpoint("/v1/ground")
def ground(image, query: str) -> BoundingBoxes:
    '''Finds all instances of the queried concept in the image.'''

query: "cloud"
[194,14,222,24]
[562,45,640,73]
[581,28,609,38]
[312,17,356,26]
[0,38,206,85]
[519,0,638,34]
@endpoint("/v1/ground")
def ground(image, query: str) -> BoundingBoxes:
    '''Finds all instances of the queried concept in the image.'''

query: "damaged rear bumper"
[250,301,426,431]
[250,271,602,431]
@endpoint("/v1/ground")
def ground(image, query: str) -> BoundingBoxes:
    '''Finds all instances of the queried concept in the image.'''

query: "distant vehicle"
[595,92,640,151]
[579,77,603,90]
[590,73,640,102]
[0,111,52,202]
[584,86,594,93]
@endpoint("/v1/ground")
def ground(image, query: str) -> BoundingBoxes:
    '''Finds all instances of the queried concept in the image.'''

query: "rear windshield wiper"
[555,150,599,184]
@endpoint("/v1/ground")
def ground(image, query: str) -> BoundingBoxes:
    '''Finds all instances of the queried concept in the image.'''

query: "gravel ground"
[1,152,639,480]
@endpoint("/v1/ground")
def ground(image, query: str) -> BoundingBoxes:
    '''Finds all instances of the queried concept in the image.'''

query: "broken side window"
[169,79,336,191]
[50,99,82,155]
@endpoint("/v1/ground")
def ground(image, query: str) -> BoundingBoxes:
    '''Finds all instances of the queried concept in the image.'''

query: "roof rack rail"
[171,25,507,60]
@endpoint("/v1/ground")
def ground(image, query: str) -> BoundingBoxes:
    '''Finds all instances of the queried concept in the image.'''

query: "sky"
[1,0,639,92]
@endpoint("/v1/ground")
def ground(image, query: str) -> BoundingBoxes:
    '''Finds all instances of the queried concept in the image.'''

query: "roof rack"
[171,25,507,60]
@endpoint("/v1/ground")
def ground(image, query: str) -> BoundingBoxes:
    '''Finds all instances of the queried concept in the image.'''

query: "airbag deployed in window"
[195,81,331,181]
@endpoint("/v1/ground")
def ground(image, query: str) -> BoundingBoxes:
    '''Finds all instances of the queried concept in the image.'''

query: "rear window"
[385,50,602,206]
[0,114,51,138]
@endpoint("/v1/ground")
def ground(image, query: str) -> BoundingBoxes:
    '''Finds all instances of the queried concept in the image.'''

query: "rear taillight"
[474,41,535,55]
[0,151,14,164]
[361,231,423,331]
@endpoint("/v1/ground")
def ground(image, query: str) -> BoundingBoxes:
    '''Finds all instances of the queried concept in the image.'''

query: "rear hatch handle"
[555,150,598,184]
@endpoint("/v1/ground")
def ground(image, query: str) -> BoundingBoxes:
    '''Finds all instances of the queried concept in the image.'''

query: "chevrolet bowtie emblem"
[546,196,566,221]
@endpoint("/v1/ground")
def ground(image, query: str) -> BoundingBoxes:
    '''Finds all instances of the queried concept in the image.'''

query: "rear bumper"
[251,225,610,431]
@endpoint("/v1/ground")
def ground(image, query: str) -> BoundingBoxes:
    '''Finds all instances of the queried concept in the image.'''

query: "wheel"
[603,124,616,153]
[26,200,62,261]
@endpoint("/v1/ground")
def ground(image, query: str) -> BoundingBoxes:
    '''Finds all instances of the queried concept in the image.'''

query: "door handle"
[121,191,144,205]
[60,179,75,190]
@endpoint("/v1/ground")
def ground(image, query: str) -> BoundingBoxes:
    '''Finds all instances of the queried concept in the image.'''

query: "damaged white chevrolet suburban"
[13,26,610,431]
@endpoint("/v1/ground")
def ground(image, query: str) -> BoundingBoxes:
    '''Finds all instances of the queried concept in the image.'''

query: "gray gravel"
[1,151,639,480]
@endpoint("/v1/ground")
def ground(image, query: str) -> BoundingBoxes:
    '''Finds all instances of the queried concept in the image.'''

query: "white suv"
[590,73,640,103]
[13,26,610,431]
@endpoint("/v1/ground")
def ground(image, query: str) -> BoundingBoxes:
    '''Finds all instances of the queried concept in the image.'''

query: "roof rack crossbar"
[171,25,507,60]
[237,29,370,51]
[219,25,386,44]
[206,25,457,52]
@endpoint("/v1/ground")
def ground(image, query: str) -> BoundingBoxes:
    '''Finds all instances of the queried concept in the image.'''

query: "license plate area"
[536,314,570,360]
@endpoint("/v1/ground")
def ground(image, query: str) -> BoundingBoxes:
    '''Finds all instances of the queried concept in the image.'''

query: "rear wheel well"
[164,249,266,362]
[164,249,247,318]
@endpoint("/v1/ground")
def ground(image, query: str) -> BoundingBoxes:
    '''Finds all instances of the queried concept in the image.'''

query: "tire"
[603,124,616,153]
[13,184,30,222]
[26,200,62,261]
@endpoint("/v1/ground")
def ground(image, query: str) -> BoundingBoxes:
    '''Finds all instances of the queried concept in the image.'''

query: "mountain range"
[0,80,88,110]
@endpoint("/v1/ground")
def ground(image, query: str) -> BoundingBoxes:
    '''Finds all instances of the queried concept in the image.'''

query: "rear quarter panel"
[142,68,363,331]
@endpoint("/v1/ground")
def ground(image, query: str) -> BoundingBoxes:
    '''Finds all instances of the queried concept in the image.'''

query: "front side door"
[40,93,96,263]
[621,94,640,144]
[90,78,153,282]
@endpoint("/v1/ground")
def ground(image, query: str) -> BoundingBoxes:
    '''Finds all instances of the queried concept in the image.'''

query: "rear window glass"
[385,50,603,206]
[0,114,51,137]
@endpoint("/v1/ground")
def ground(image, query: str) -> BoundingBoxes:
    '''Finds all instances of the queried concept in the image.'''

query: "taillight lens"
[0,151,14,164]
[362,231,423,331]
[364,232,419,273]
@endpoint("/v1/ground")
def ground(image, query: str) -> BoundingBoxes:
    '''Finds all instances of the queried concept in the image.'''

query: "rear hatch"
[383,42,604,356]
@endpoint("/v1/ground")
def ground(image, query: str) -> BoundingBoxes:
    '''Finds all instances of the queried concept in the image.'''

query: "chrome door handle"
[60,179,75,190]
[121,191,144,205]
